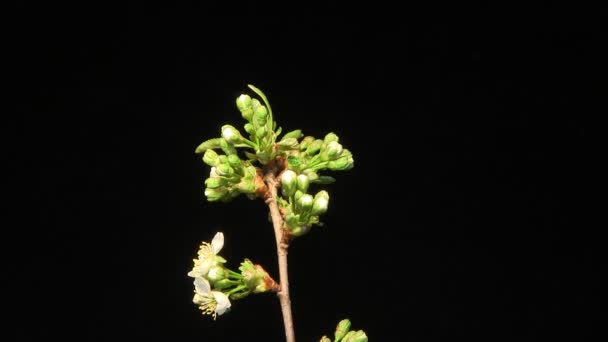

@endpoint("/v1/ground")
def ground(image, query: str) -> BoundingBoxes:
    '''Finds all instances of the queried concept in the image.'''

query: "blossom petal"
[194,277,211,295]
[211,232,224,254]
[212,291,231,315]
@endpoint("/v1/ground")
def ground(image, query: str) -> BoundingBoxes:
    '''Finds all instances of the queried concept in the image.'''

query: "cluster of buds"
[278,170,330,236]
[284,132,354,183]
[235,85,280,164]
[320,319,368,342]
[198,141,263,202]
[187,232,278,319]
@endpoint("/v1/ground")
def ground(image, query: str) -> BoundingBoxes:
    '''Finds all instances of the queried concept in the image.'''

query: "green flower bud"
[219,138,237,155]
[320,336,331,342]
[291,224,311,236]
[218,155,229,164]
[325,141,343,159]
[294,190,304,202]
[207,265,226,283]
[281,170,297,197]
[255,126,267,138]
[239,259,277,293]
[236,94,252,111]
[221,125,242,144]
[306,139,324,155]
[312,190,329,215]
[277,137,299,151]
[304,170,319,182]
[202,149,219,166]
[205,177,225,189]
[335,319,351,341]
[253,105,268,126]
[298,194,313,212]
[299,136,315,151]
[227,154,242,169]
[251,98,262,110]
[296,174,309,193]
[244,122,254,134]
[216,164,234,176]
[204,187,228,201]
[285,212,300,230]
[237,178,255,194]
[342,331,368,342]
[328,150,354,171]
[323,132,339,144]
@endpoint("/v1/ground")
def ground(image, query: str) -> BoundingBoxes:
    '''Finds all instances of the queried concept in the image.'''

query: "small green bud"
[227,154,242,169]
[325,141,343,159]
[277,137,299,151]
[251,98,262,110]
[221,125,242,144]
[312,190,329,215]
[335,319,351,341]
[294,190,304,202]
[306,139,324,155]
[202,149,219,166]
[236,94,251,110]
[285,212,300,230]
[298,194,314,212]
[328,150,354,171]
[281,170,297,197]
[205,177,225,189]
[320,336,331,342]
[216,164,234,176]
[237,178,255,194]
[324,132,339,144]
[296,174,309,193]
[342,331,367,342]
[218,155,229,164]
[255,126,267,138]
[304,170,319,182]
[299,136,315,151]
[291,224,311,236]
[204,187,227,201]
[244,123,254,134]
[254,105,268,118]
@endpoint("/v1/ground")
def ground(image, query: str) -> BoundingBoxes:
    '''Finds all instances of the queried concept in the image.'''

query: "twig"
[264,171,295,342]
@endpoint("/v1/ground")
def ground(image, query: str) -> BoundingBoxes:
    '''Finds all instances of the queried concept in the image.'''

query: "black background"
[8,4,603,342]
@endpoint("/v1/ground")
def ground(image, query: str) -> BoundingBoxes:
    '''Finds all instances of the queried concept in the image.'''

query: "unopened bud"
[298,194,314,212]
[323,132,339,144]
[296,174,309,192]
[221,125,242,144]
[204,187,227,201]
[342,330,367,342]
[227,154,241,169]
[202,149,219,166]
[335,319,351,341]
[325,141,343,159]
[281,170,297,197]
[205,177,225,189]
[312,190,329,215]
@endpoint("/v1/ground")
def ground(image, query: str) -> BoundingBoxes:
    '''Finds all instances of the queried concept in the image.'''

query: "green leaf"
[281,129,303,141]
[195,138,223,154]
[314,175,336,184]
